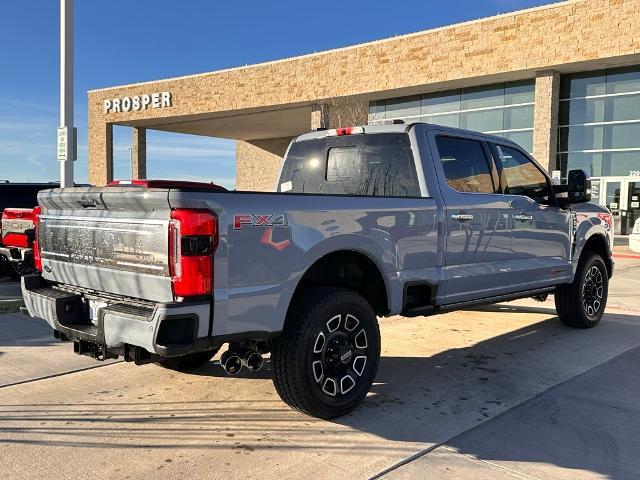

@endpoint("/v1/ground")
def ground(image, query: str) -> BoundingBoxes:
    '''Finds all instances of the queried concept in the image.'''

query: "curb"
[613,253,640,260]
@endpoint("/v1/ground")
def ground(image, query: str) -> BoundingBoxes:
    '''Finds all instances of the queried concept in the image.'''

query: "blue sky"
[0,0,558,187]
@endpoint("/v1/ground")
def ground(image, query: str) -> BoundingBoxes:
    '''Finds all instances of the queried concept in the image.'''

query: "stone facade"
[86,0,640,186]
[532,71,561,172]
[131,127,146,180]
[236,138,293,191]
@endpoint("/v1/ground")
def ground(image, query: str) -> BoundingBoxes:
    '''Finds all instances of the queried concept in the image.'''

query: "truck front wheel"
[271,287,381,419]
[555,252,608,328]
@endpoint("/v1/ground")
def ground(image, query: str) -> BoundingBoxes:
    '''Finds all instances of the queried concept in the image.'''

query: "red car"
[0,182,58,277]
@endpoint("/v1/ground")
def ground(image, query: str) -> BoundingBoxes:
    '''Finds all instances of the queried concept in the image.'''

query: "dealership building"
[88,0,640,233]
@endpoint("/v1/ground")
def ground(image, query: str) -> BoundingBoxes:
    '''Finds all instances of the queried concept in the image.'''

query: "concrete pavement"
[1,299,639,479]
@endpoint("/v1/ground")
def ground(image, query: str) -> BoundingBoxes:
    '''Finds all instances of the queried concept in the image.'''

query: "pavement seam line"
[369,337,640,480]
[439,445,543,480]
[0,361,123,389]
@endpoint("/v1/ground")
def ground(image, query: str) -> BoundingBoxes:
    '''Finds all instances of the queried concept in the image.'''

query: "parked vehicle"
[22,123,614,419]
[630,217,640,253]
[0,182,59,278]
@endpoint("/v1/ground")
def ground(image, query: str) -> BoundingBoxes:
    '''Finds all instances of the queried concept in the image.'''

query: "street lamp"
[58,0,75,187]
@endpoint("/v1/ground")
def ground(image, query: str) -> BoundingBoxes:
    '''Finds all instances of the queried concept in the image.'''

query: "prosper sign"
[104,92,172,113]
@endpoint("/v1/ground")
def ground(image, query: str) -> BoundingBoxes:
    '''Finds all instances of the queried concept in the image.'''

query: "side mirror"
[567,169,592,203]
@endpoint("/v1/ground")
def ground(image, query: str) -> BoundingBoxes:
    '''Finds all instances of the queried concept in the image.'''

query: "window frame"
[433,134,501,196]
[488,141,558,206]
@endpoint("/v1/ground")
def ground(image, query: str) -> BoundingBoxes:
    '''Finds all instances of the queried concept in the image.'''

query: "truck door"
[429,132,515,304]
[489,142,572,288]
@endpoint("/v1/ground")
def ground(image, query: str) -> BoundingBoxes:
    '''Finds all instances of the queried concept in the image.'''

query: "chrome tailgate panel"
[37,188,174,302]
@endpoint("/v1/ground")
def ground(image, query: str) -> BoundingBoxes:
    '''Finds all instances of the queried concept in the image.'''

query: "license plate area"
[88,300,109,324]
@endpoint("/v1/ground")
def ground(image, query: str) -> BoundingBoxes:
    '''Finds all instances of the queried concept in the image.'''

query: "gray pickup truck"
[22,122,614,419]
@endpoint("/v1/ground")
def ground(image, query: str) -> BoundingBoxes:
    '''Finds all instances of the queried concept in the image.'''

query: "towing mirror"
[567,169,592,203]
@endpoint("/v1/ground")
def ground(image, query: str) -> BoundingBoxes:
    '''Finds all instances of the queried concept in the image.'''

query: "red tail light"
[169,209,217,297]
[32,206,42,272]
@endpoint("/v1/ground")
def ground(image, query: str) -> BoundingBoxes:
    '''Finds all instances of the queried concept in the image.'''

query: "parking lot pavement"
[1,300,639,479]
[387,344,640,480]
[0,280,23,315]
[0,313,119,387]
[608,256,640,312]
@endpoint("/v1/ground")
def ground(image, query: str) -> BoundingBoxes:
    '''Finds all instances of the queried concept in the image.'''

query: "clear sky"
[0,0,558,187]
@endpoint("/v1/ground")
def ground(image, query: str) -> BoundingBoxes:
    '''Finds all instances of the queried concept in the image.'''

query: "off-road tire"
[555,252,608,328]
[271,287,381,419]
[156,348,219,371]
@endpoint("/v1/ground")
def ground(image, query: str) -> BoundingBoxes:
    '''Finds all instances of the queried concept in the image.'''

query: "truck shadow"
[1,308,639,479]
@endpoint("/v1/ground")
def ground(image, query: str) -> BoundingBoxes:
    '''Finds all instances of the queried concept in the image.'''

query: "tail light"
[32,206,42,272]
[1,208,36,248]
[169,209,217,297]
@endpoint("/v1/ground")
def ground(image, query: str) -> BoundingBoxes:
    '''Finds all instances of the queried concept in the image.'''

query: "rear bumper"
[21,275,212,357]
[0,246,32,263]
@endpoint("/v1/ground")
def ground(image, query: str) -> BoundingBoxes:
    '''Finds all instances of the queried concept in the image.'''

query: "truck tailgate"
[37,188,174,303]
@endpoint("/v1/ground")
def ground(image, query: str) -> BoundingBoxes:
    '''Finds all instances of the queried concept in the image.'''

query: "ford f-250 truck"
[22,122,614,419]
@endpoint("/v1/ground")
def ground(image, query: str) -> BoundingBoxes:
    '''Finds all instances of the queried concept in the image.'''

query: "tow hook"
[220,347,264,375]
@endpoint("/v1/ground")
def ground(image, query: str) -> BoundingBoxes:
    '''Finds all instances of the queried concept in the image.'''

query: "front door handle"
[513,213,533,221]
[451,213,474,221]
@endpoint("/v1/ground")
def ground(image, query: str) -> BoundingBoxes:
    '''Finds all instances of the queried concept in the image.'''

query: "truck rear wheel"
[555,252,608,328]
[271,287,381,419]
[156,348,218,371]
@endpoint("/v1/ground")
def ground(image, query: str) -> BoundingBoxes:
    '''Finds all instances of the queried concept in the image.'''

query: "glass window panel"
[460,109,503,132]
[560,152,604,178]
[327,147,359,181]
[606,66,640,94]
[494,145,550,203]
[562,71,607,99]
[368,100,386,122]
[435,136,495,194]
[607,94,640,122]
[504,80,535,105]
[421,92,460,115]
[559,98,605,125]
[604,151,640,177]
[422,113,460,128]
[605,123,640,150]
[460,85,504,110]
[499,131,533,153]
[558,125,604,152]
[278,134,420,196]
[504,105,534,130]
[384,95,421,119]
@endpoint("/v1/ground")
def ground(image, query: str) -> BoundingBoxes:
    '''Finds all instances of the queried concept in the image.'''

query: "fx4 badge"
[234,213,288,230]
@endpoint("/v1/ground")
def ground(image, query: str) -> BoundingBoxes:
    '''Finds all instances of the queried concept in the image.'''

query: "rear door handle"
[513,214,533,221]
[451,213,474,221]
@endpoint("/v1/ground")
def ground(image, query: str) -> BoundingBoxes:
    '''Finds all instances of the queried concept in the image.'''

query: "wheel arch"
[579,232,613,278]
[286,249,390,321]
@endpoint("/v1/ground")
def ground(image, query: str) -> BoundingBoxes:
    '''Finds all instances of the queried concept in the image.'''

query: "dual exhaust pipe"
[220,348,264,375]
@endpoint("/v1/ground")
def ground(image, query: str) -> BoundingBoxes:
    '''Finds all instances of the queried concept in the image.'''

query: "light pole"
[58,0,75,187]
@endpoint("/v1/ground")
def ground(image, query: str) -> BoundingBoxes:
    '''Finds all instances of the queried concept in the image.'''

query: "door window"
[492,145,551,204]
[434,136,496,194]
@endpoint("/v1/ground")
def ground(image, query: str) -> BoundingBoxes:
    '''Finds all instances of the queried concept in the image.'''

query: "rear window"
[278,133,420,197]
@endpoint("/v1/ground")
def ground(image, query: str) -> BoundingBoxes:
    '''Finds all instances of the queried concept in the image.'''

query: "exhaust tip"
[244,351,264,371]
[221,350,242,375]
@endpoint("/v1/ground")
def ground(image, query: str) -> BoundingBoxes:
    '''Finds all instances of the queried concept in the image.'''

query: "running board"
[433,287,556,314]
